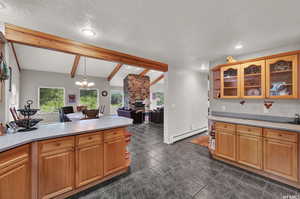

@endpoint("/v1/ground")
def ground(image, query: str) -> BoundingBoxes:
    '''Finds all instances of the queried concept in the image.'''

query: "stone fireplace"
[124,74,150,109]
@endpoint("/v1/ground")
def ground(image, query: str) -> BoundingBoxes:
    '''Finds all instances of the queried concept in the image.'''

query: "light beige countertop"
[208,115,300,133]
[0,116,133,153]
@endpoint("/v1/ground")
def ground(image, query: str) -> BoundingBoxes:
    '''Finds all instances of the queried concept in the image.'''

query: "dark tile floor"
[69,123,300,199]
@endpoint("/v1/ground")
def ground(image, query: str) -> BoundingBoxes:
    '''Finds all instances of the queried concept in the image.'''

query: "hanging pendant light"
[75,57,95,88]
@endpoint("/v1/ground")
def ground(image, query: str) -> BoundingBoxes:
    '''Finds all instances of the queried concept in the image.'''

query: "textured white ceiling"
[2,0,300,68]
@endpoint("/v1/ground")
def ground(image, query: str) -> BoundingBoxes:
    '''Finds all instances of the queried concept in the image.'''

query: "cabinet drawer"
[237,125,262,137]
[76,132,103,147]
[39,137,75,153]
[0,145,29,170]
[264,129,298,143]
[215,122,235,131]
[215,129,235,135]
[104,128,124,141]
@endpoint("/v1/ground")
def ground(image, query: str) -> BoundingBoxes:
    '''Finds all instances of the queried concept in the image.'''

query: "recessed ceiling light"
[81,28,96,37]
[200,64,207,71]
[235,44,243,50]
[0,2,5,9]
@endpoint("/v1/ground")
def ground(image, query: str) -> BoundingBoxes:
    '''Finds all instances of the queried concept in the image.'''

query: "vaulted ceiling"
[2,0,300,68]
[13,44,164,87]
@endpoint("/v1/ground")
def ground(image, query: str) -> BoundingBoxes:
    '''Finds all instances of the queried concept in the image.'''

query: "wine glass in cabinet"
[221,65,240,98]
[266,55,298,99]
[241,61,265,98]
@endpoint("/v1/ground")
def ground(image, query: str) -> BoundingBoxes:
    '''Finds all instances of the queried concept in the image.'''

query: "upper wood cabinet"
[221,65,241,98]
[212,69,221,98]
[266,55,298,98]
[212,50,300,99]
[0,145,31,199]
[241,61,266,98]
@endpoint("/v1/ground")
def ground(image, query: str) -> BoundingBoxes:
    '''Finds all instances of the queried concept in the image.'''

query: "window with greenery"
[80,89,98,109]
[39,87,65,113]
[111,90,123,114]
[153,92,164,106]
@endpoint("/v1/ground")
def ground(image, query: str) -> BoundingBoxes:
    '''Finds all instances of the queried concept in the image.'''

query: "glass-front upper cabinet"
[221,65,240,98]
[241,61,265,98]
[212,69,221,98]
[266,55,298,98]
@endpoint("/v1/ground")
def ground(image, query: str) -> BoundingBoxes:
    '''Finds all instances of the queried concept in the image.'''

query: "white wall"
[210,43,300,118]
[0,41,21,123]
[20,69,110,123]
[164,65,208,144]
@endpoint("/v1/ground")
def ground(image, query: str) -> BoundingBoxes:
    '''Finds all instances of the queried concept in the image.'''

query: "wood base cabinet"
[76,132,104,188]
[38,137,75,199]
[237,135,262,169]
[104,129,126,176]
[213,122,299,187]
[215,130,236,161]
[264,138,298,181]
[0,145,30,199]
[0,127,130,199]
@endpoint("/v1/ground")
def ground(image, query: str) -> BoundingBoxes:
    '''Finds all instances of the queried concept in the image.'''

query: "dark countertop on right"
[208,115,300,133]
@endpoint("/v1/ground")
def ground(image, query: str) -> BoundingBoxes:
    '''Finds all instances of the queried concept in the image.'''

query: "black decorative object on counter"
[16,100,43,132]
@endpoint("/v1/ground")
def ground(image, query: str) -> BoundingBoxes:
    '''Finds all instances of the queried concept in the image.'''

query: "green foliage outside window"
[154,92,164,106]
[111,91,123,108]
[39,88,64,112]
[80,89,98,109]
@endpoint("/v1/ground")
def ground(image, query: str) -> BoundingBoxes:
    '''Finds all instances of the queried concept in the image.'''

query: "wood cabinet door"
[104,138,126,176]
[237,135,262,169]
[76,144,104,187]
[221,65,241,98]
[266,55,298,98]
[263,138,298,181]
[241,60,266,98]
[39,150,74,199]
[216,131,236,161]
[0,159,30,199]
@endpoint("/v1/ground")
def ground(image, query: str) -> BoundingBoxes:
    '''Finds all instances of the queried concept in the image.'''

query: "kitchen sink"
[287,121,300,125]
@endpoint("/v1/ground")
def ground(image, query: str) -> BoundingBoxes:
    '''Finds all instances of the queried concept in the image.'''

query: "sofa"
[149,107,164,124]
[117,108,144,124]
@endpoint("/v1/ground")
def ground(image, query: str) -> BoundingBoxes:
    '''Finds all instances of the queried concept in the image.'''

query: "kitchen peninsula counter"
[0,116,133,199]
[0,116,133,152]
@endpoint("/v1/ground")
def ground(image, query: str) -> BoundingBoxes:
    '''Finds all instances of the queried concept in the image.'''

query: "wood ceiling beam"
[138,69,150,77]
[150,74,164,86]
[10,42,21,72]
[107,63,123,81]
[70,55,81,78]
[4,23,168,72]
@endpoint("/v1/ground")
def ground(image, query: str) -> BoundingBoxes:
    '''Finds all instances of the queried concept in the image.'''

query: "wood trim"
[31,142,38,199]
[150,74,164,86]
[10,42,21,71]
[139,69,150,77]
[70,55,80,78]
[211,49,300,71]
[240,60,266,99]
[0,32,7,43]
[5,24,168,72]
[107,63,123,81]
